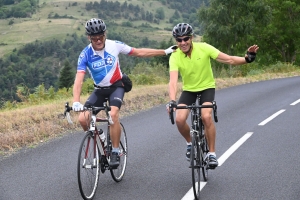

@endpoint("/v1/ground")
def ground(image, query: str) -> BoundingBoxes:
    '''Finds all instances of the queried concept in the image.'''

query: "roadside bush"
[130,61,169,85]
[81,78,94,94]
[266,62,298,73]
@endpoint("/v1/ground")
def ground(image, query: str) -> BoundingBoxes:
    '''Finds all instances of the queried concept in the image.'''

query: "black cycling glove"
[245,51,256,63]
[167,100,177,108]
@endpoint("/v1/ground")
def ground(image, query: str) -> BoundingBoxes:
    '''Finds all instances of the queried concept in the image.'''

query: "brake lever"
[212,101,218,123]
[64,102,73,124]
[167,103,175,125]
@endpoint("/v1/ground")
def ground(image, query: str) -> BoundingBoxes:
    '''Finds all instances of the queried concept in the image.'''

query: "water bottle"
[99,129,107,147]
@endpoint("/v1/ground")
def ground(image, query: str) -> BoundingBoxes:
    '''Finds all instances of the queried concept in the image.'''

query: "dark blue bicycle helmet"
[85,18,106,35]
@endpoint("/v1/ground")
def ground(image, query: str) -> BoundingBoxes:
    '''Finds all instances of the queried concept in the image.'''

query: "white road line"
[182,182,206,200]
[181,186,194,200]
[290,99,300,106]
[258,109,285,126]
[218,132,253,166]
[200,182,206,191]
[181,132,253,199]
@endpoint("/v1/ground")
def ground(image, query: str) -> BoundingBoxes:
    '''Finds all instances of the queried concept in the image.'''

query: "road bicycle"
[64,100,128,200]
[168,95,218,200]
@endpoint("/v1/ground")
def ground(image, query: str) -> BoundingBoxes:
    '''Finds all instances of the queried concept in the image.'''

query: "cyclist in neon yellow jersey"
[167,23,259,169]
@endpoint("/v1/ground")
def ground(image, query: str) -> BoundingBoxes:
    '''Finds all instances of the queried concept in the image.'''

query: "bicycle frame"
[65,101,113,166]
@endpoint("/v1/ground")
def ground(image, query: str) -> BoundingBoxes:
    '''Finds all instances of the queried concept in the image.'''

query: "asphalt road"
[0,76,299,200]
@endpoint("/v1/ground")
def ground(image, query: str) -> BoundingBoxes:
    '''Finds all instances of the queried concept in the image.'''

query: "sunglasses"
[90,35,105,42]
[176,36,191,43]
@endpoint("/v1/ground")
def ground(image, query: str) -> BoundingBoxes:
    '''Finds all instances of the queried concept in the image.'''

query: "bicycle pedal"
[188,165,201,168]
[109,165,119,170]
[207,165,217,170]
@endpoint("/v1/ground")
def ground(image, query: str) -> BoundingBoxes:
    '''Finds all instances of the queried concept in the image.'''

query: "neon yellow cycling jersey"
[169,42,220,92]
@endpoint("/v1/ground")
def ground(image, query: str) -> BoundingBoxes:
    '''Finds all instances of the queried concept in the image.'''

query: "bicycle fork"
[81,135,98,169]
[82,132,107,169]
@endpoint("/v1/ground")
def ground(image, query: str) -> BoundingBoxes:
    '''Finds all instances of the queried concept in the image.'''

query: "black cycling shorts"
[178,88,215,105]
[84,86,125,111]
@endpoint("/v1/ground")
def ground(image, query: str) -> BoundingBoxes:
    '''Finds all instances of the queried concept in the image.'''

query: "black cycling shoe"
[186,145,192,161]
[207,154,218,169]
[110,152,120,169]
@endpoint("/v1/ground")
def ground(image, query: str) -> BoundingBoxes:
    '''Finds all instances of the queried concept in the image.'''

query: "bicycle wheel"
[78,131,100,200]
[191,132,201,200]
[201,136,209,181]
[110,122,128,182]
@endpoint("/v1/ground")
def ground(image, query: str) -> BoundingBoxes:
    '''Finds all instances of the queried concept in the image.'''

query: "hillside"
[0,0,204,56]
[0,0,205,103]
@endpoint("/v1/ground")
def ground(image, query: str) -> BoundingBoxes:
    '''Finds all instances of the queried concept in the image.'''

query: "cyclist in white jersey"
[72,18,176,168]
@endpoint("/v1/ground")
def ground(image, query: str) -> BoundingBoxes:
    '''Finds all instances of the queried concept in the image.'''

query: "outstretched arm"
[216,45,259,65]
[130,48,166,57]
[129,45,177,57]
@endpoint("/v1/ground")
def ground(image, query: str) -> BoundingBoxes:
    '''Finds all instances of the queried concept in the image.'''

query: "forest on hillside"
[0,0,38,18]
[0,32,172,103]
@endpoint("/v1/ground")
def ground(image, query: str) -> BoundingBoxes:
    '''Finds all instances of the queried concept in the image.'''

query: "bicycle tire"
[77,131,100,200]
[110,122,128,182]
[191,132,201,200]
[201,136,209,181]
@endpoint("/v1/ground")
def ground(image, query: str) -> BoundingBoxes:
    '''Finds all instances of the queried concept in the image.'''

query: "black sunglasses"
[176,36,191,43]
[90,35,105,42]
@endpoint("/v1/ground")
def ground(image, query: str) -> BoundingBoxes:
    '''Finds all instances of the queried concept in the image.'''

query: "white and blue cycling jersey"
[77,39,134,87]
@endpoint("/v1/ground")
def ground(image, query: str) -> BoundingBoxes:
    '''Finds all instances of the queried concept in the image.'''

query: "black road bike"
[169,95,218,200]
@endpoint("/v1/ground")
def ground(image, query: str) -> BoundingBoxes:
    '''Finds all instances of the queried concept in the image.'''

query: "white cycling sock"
[208,152,216,157]
[112,147,119,153]
[186,142,192,146]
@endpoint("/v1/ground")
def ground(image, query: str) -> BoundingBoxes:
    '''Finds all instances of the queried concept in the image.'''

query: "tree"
[153,38,174,68]
[121,1,127,11]
[155,7,165,20]
[198,0,271,56]
[58,60,74,90]
[258,0,300,64]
